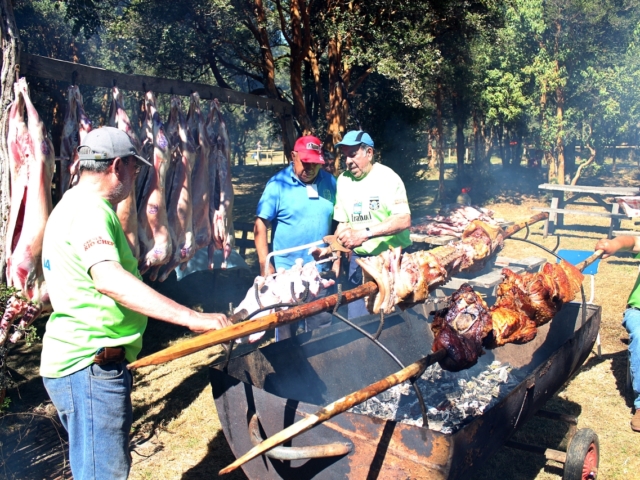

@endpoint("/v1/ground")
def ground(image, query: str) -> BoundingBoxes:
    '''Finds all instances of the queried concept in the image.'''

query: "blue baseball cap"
[334,130,374,149]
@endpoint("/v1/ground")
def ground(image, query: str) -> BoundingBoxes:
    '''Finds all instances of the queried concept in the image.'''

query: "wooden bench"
[531,207,628,238]
[612,230,640,237]
[233,221,272,259]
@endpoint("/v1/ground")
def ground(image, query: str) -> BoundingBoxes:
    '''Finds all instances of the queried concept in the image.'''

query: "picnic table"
[532,183,640,238]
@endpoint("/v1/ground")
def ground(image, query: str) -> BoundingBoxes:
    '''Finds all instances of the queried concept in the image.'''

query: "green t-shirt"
[40,187,147,378]
[628,253,640,308]
[333,163,412,256]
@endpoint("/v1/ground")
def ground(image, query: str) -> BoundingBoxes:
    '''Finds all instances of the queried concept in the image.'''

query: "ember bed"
[210,299,600,479]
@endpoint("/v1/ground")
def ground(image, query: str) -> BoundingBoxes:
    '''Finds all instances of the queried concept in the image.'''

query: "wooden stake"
[127,282,377,369]
[218,349,447,475]
[575,249,604,273]
[129,213,550,370]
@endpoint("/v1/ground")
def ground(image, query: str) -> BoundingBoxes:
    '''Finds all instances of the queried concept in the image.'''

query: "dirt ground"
[2,158,640,479]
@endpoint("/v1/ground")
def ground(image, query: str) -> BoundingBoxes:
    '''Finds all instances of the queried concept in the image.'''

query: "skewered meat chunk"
[358,220,504,314]
[432,259,584,371]
[487,307,537,347]
[431,284,492,371]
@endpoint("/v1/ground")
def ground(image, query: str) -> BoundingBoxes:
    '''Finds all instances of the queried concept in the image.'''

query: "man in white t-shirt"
[332,130,412,317]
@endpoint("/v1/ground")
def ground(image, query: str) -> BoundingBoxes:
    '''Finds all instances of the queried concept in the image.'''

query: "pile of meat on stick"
[233,259,336,342]
[357,219,505,315]
[2,78,55,345]
[431,257,582,372]
[58,86,236,281]
[355,218,584,372]
[411,204,500,238]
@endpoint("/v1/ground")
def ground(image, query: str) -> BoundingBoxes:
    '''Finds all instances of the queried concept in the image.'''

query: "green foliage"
[0,396,10,413]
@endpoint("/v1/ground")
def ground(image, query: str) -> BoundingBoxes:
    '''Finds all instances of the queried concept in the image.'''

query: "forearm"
[365,214,411,238]
[254,218,271,275]
[92,263,194,327]
[595,235,640,257]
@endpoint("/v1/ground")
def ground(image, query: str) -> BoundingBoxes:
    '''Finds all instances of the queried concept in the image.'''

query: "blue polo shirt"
[257,164,336,270]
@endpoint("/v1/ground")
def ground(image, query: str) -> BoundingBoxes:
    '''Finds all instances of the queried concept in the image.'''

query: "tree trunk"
[570,143,595,186]
[473,109,480,166]
[0,0,20,281]
[327,33,348,172]
[455,111,465,187]
[246,0,295,157]
[286,0,313,135]
[435,80,445,201]
[555,82,565,184]
[497,123,504,168]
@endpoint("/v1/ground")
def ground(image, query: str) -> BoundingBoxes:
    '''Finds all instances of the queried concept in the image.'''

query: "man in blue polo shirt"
[254,135,338,340]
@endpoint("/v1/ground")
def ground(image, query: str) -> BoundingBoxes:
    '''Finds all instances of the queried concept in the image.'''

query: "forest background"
[12,0,640,201]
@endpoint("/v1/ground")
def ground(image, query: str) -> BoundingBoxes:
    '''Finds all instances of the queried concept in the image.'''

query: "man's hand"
[337,227,368,249]
[187,312,231,333]
[595,239,618,259]
[595,236,639,258]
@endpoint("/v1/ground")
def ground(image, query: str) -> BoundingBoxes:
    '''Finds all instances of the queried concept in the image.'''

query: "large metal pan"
[210,301,600,479]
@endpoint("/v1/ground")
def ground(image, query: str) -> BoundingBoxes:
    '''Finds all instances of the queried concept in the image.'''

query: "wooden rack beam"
[20,52,293,116]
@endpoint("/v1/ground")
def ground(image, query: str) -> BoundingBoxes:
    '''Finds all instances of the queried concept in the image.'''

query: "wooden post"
[0,0,21,281]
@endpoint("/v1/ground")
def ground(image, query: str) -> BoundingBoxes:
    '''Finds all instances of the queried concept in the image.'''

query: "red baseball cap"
[293,135,325,164]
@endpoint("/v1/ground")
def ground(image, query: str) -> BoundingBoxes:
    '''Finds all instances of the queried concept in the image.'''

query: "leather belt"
[93,346,126,365]
[626,305,640,312]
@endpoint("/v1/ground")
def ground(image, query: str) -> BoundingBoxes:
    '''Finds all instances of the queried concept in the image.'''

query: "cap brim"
[133,154,152,167]
[298,152,325,164]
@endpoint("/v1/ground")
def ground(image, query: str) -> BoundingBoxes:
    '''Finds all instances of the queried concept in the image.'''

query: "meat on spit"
[431,259,584,371]
[234,259,336,342]
[357,220,504,315]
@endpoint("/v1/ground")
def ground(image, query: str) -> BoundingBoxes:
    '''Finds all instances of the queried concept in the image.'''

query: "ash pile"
[350,358,523,434]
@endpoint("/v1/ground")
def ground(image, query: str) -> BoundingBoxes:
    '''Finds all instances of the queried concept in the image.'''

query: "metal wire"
[329,285,430,428]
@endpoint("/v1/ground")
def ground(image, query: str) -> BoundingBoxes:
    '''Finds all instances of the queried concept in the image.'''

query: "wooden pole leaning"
[218,349,447,475]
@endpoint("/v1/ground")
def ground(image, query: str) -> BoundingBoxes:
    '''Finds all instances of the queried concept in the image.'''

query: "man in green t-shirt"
[595,234,640,432]
[40,127,230,479]
[332,130,412,318]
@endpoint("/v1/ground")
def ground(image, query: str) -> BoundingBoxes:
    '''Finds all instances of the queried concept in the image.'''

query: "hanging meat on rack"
[59,85,79,196]
[67,87,92,189]
[152,96,196,281]
[2,78,53,344]
[206,99,235,269]
[136,91,172,274]
[430,259,584,371]
[109,86,141,258]
[187,93,212,253]
[358,220,505,314]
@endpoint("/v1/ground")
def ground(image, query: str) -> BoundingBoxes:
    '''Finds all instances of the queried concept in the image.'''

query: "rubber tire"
[563,428,599,480]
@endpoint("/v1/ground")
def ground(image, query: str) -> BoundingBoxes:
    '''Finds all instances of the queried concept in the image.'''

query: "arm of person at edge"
[336,213,412,250]
[90,261,230,332]
[595,235,640,258]
[254,216,276,276]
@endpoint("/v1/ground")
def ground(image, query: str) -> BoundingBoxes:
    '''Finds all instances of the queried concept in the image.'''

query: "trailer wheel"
[563,428,599,480]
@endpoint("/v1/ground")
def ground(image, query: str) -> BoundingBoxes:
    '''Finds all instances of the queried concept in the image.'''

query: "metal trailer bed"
[210,301,600,479]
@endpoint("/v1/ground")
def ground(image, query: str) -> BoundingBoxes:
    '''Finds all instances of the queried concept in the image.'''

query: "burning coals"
[349,359,522,434]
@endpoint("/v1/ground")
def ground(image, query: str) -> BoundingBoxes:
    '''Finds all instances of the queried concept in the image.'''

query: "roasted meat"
[358,220,504,314]
[431,259,584,371]
[431,284,492,371]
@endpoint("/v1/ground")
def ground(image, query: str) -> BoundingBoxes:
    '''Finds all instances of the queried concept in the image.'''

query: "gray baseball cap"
[77,127,151,166]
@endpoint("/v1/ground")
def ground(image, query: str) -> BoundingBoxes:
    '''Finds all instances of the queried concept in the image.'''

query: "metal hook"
[14,65,20,83]
[142,82,147,93]
[112,78,117,87]
[226,95,237,113]
[243,99,248,114]
[71,70,78,86]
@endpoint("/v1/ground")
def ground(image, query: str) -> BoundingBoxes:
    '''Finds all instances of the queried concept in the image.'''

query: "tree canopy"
[12,0,640,195]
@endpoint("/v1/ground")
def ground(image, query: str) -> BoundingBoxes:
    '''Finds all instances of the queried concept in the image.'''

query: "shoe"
[631,411,640,432]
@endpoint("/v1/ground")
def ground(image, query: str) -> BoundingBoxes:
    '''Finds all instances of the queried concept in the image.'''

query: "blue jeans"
[623,308,640,409]
[347,253,369,319]
[43,361,133,480]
